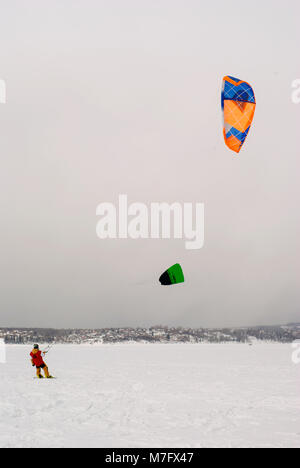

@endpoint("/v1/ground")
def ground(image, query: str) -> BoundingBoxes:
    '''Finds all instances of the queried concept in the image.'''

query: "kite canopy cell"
[159,264,185,286]
[222,76,256,153]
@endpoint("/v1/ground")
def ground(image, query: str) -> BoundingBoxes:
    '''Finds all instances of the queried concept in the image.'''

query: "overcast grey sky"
[0,0,299,328]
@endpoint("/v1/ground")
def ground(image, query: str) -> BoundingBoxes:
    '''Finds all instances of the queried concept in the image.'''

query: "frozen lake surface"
[0,344,299,448]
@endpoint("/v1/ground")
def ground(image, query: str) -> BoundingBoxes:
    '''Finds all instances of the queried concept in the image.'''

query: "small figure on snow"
[30,344,53,379]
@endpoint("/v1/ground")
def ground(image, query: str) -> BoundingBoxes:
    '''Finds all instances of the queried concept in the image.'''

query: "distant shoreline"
[1,325,299,345]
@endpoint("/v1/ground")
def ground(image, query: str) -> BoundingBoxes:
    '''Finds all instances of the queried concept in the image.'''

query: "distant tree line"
[1,325,300,344]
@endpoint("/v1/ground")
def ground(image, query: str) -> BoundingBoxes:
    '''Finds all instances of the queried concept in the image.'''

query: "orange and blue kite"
[222,76,256,153]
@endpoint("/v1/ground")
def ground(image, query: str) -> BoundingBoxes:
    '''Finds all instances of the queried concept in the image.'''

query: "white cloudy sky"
[0,0,299,328]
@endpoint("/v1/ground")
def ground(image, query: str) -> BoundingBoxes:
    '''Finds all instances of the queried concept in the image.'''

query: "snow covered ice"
[0,343,299,448]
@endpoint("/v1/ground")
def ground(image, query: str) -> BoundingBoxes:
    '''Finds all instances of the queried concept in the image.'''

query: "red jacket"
[30,349,45,367]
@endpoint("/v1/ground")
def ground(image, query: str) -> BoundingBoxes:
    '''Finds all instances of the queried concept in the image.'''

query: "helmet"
[33,344,39,349]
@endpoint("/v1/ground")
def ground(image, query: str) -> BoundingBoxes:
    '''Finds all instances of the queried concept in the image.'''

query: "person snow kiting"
[30,344,53,379]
